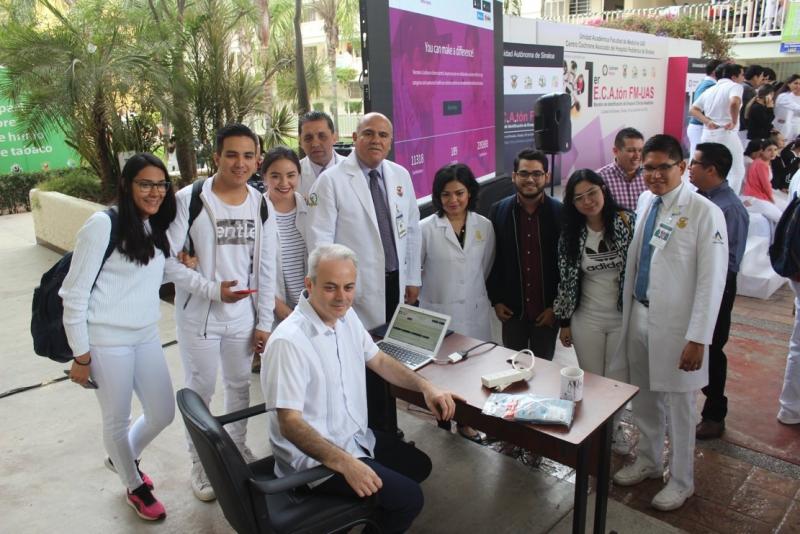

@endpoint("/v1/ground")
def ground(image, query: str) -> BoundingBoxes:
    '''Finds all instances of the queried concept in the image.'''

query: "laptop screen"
[385,306,448,353]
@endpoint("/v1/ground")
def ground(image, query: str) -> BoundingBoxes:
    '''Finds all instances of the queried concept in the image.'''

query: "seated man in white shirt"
[261,244,461,533]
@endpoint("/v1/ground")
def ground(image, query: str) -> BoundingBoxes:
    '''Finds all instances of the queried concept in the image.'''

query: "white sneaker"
[613,457,662,486]
[652,481,694,511]
[238,445,258,465]
[191,462,216,502]
[611,425,633,456]
[777,408,800,425]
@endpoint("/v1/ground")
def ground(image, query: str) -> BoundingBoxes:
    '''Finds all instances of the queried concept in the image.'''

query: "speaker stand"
[547,152,558,198]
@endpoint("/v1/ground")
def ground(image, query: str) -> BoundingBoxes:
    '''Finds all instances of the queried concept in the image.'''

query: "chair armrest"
[216,403,268,425]
[249,464,336,495]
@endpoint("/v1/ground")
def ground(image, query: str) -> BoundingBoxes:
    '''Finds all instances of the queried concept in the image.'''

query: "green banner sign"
[0,70,80,173]
[781,0,800,53]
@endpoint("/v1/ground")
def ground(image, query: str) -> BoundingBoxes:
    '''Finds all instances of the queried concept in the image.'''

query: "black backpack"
[184,179,269,256]
[769,193,800,278]
[31,209,119,363]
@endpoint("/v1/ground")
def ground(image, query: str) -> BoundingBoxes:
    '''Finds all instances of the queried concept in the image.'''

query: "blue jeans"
[312,430,432,533]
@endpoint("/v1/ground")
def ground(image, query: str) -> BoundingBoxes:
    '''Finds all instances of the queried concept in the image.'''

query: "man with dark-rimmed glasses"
[613,134,728,511]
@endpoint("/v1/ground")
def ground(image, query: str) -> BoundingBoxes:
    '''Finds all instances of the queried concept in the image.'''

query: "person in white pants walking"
[687,60,722,160]
[61,154,177,521]
[691,63,747,194]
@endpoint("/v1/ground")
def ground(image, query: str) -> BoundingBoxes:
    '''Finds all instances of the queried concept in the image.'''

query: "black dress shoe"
[696,419,725,440]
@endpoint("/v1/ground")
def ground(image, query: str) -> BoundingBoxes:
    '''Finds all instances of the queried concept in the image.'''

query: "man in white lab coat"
[297,111,345,198]
[613,134,728,511]
[306,112,422,433]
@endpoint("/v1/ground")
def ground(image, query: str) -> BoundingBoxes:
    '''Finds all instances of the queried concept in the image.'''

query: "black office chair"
[177,388,381,534]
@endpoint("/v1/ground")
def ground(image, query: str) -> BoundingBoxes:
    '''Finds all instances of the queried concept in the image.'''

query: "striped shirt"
[276,209,307,309]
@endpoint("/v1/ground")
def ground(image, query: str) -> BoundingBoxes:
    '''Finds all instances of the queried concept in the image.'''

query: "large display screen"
[388,0,496,198]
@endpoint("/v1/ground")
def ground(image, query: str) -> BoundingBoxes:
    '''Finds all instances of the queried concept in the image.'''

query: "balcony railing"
[545,0,786,40]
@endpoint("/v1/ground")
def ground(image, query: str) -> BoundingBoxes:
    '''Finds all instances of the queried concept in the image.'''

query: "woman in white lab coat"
[420,163,495,443]
[419,163,495,341]
[774,75,800,141]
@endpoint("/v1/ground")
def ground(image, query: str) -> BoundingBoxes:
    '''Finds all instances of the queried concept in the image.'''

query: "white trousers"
[177,320,253,461]
[701,128,744,195]
[686,123,704,162]
[90,333,175,490]
[571,307,627,428]
[780,281,800,420]
[628,302,697,492]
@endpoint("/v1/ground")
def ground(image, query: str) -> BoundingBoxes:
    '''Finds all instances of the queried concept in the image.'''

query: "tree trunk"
[256,0,273,131]
[92,89,117,201]
[326,23,339,132]
[294,0,310,115]
[172,56,197,184]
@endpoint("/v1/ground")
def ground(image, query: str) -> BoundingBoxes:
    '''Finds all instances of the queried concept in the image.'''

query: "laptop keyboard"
[378,341,430,369]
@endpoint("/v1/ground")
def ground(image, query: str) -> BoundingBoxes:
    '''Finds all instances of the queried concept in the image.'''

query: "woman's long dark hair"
[561,169,621,263]
[116,153,176,265]
[777,74,800,96]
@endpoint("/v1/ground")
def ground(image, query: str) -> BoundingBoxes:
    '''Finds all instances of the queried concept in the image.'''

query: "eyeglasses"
[515,170,546,179]
[689,159,707,167]
[134,180,171,193]
[642,162,679,175]
[573,186,602,204]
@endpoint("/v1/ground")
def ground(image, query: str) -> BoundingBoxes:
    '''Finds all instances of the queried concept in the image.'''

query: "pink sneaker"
[126,483,166,521]
[105,457,154,490]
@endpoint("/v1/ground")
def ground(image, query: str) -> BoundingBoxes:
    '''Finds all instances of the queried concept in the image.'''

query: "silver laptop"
[377,304,451,371]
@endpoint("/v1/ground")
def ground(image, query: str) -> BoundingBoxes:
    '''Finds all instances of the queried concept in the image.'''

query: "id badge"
[396,211,407,238]
[649,222,673,250]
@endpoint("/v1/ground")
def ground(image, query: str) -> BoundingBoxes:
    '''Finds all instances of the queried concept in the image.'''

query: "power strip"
[481,368,534,389]
[480,349,535,391]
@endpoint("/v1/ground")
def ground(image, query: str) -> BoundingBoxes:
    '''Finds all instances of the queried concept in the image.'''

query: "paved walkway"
[1,211,798,533]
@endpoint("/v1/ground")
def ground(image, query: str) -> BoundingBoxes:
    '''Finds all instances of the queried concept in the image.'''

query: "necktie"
[368,170,399,272]
[634,196,662,303]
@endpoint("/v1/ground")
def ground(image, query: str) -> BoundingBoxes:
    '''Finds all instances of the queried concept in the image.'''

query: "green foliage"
[503,0,521,16]
[276,51,327,105]
[0,167,99,213]
[346,101,362,114]
[37,167,102,203]
[599,15,731,59]
[336,67,358,85]
[0,169,44,213]
[262,104,297,150]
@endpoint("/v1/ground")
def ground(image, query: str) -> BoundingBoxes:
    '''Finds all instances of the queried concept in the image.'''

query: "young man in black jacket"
[488,149,562,359]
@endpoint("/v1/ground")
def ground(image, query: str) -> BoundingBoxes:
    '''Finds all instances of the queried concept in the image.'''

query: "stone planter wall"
[29,189,106,254]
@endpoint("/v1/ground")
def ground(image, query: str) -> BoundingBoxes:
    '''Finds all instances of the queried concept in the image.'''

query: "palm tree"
[294,0,309,115]
[0,0,154,198]
[137,0,198,184]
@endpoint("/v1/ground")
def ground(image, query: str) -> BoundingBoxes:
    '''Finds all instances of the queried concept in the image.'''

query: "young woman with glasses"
[553,169,635,454]
[60,153,176,521]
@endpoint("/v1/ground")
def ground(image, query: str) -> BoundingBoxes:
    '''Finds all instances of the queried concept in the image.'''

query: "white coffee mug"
[560,366,584,402]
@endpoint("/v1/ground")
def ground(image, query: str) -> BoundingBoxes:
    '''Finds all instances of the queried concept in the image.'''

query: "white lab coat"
[298,152,345,200]
[617,184,728,392]
[305,151,422,329]
[419,211,496,341]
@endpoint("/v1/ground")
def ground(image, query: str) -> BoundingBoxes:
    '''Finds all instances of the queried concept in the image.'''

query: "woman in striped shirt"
[261,147,309,322]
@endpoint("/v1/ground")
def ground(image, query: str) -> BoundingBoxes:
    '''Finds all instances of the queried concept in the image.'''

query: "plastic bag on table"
[482,393,575,427]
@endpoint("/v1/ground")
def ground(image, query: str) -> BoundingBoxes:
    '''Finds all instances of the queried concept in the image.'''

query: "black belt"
[636,298,649,308]
[385,270,399,277]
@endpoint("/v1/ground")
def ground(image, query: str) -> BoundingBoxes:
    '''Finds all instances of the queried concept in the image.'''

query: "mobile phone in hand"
[233,289,258,295]
[63,369,98,389]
